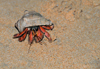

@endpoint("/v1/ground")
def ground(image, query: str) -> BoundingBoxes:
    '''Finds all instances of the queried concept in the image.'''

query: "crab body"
[13,10,54,45]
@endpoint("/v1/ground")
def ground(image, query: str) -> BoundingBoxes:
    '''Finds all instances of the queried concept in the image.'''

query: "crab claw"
[28,30,33,45]
[42,24,54,30]
[13,28,28,38]
[40,26,52,41]
[18,31,27,42]
[35,28,44,43]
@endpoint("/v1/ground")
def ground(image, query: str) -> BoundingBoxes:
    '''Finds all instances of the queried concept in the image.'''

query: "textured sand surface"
[0,0,100,69]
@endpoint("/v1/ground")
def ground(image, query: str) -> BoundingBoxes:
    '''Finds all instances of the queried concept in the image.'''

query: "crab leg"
[32,30,41,43]
[40,26,52,41]
[18,31,27,42]
[13,28,28,38]
[42,24,54,30]
[35,28,44,43]
[28,30,33,45]
[37,28,44,40]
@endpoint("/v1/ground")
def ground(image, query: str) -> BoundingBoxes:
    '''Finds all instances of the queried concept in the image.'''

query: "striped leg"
[13,28,28,38]
[28,30,33,45]
[35,28,44,43]
[41,24,54,30]
[18,31,27,42]
[40,26,52,41]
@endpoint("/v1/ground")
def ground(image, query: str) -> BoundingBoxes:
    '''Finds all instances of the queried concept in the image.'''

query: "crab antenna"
[28,44,32,53]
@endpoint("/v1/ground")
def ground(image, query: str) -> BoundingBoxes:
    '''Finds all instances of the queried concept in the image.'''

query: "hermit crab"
[13,10,54,45]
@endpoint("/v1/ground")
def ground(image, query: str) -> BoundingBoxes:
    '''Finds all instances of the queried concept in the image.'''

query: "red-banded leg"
[28,30,33,45]
[18,31,28,42]
[42,24,54,30]
[13,28,28,38]
[40,26,52,41]
[28,30,36,53]
[35,28,44,43]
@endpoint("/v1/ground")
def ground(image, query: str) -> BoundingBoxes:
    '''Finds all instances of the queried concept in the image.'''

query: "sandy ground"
[0,0,100,69]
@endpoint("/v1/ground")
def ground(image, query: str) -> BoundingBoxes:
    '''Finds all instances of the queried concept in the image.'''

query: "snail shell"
[15,10,53,32]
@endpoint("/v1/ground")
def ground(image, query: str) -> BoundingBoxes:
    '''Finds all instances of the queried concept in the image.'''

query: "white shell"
[15,10,53,32]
